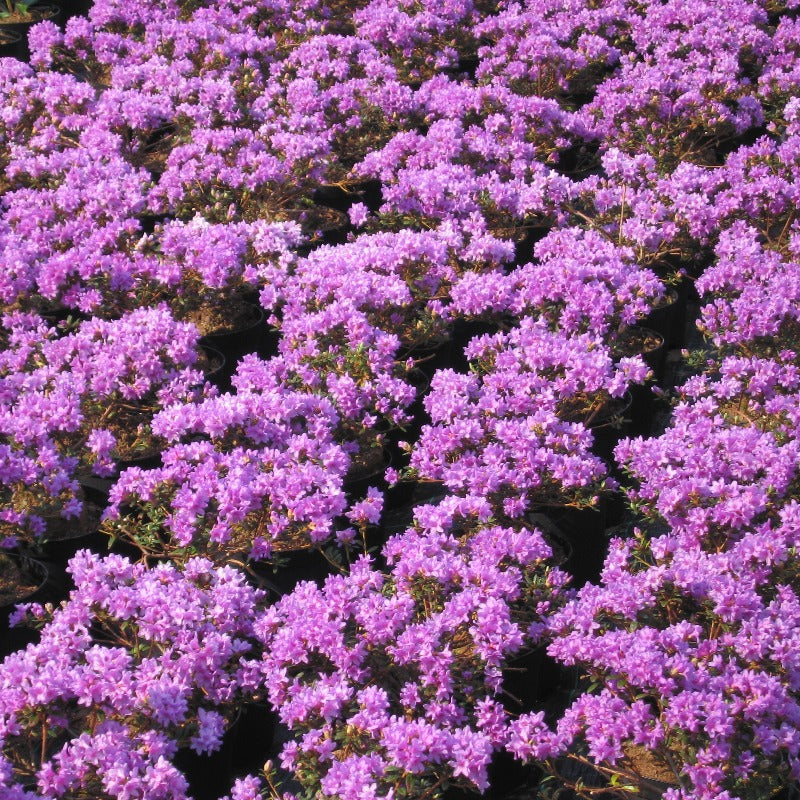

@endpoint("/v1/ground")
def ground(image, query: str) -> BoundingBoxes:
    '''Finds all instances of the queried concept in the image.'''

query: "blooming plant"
[696,222,800,356]
[275,225,514,353]
[409,318,647,518]
[102,385,351,564]
[129,216,301,334]
[0,307,207,547]
[244,494,569,800]
[508,506,800,800]
[0,127,152,316]
[260,307,416,453]
[580,0,768,169]
[504,226,665,338]
[614,370,800,551]
[472,0,627,102]
[0,550,264,799]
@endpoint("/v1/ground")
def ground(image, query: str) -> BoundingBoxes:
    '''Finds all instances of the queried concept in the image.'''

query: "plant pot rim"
[0,3,59,24]
[197,300,265,340]
[0,552,48,607]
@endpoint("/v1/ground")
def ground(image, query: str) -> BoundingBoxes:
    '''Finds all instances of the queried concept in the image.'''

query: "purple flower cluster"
[1,0,800,798]
[245,495,568,798]
[0,306,206,546]
[0,550,263,798]
[508,502,800,800]
[104,386,350,562]
[410,317,647,517]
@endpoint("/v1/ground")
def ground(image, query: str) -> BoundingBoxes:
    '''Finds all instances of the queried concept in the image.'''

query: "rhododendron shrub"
[353,0,489,81]
[564,149,725,271]
[275,225,514,352]
[357,106,575,232]
[0,307,207,546]
[508,505,800,800]
[696,224,800,356]
[246,495,569,800]
[759,18,800,117]
[103,387,350,563]
[410,319,647,517]
[0,551,264,799]
[502,226,665,337]
[581,0,769,168]
[130,216,301,331]
[0,127,152,315]
[615,360,800,552]
[0,62,97,173]
[472,0,628,101]
[259,307,416,448]
[264,34,417,181]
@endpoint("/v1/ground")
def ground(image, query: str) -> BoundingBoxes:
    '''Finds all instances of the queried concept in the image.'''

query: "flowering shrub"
[696,224,800,356]
[264,34,416,181]
[276,224,514,351]
[615,404,800,551]
[0,127,151,315]
[409,318,646,517]
[357,104,575,232]
[262,306,416,448]
[0,307,207,547]
[353,0,488,81]
[581,0,768,168]
[103,386,350,563]
[0,551,264,799]
[130,217,301,332]
[508,504,800,800]
[245,494,569,800]
[504,226,665,337]
[564,148,725,271]
[472,0,627,101]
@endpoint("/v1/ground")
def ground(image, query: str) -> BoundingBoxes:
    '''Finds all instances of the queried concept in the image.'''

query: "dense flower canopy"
[0,1,799,799]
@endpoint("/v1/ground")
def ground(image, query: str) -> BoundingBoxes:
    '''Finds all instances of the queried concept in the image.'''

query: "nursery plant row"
[0,1,799,799]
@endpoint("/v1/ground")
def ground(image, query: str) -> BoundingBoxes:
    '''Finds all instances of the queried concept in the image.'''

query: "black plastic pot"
[114,448,163,476]
[198,344,227,391]
[344,447,391,503]
[200,303,278,391]
[586,391,633,464]
[312,180,382,214]
[0,553,49,658]
[539,504,608,588]
[0,26,20,55]
[173,712,241,800]
[1,3,60,61]
[230,703,277,774]
[253,546,334,596]
[38,500,107,564]
[644,284,689,351]
[58,0,92,22]
[633,327,667,385]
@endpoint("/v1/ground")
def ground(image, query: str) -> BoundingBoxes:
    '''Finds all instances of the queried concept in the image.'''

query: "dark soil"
[0,555,44,606]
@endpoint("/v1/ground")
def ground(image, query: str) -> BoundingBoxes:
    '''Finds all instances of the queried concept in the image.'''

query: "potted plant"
[238,494,570,800]
[0,0,58,25]
[102,385,352,567]
[0,550,265,797]
[508,509,800,800]
[0,1,60,71]
[0,306,210,550]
